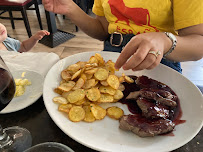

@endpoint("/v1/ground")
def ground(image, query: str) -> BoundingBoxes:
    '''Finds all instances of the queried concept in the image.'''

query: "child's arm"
[18,30,50,53]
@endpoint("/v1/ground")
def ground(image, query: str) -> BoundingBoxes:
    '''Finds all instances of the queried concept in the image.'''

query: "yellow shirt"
[92,0,203,35]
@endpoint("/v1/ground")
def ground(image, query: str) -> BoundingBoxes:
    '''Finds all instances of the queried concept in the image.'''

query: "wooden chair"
[0,0,43,37]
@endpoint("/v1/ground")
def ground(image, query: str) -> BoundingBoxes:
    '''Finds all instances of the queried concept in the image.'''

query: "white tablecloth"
[0,50,60,77]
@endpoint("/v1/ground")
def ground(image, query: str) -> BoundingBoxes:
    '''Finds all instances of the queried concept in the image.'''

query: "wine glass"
[23,142,74,152]
[0,57,15,111]
[0,56,32,152]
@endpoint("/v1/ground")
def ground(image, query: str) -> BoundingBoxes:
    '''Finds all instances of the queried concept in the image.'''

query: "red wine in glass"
[0,68,16,111]
[0,57,32,152]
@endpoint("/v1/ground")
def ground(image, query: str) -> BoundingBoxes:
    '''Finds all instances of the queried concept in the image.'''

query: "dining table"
[0,58,203,152]
[0,90,202,152]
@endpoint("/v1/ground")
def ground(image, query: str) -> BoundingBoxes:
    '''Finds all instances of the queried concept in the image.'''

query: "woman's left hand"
[115,32,171,71]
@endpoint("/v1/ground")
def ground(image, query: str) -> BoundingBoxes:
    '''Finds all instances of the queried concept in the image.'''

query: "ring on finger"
[148,50,161,58]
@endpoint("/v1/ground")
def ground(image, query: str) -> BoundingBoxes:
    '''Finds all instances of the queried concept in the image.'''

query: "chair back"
[0,0,32,6]
[0,0,43,37]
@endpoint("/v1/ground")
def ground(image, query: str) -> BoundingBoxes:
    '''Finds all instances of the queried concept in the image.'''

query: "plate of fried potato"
[43,51,203,152]
[0,70,44,114]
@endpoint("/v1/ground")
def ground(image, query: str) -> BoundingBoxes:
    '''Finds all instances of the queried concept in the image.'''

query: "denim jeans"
[104,40,182,73]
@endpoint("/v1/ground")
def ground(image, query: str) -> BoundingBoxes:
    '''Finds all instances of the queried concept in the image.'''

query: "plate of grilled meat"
[43,51,203,152]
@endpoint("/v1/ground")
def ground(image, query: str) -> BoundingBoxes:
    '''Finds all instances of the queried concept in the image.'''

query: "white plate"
[0,70,44,114]
[43,51,203,152]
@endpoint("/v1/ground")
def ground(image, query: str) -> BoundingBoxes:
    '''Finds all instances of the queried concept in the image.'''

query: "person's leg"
[160,58,182,73]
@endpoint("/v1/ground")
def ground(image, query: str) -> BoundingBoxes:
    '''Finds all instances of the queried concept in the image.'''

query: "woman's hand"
[115,32,171,71]
[42,0,74,15]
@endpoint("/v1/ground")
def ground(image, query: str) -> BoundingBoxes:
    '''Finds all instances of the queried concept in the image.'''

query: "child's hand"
[33,30,50,40]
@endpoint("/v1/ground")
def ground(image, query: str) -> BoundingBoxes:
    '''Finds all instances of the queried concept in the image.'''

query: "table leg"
[39,11,75,48]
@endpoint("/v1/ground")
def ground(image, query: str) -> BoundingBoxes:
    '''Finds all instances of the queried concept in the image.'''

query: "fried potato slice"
[94,82,101,88]
[83,105,96,122]
[67,64,80,73]
[119,76,125,83]
[58,81,75,92]
[82,79,96,89]
[71,69,82,80]
[72,78,85,90]
[76,61,87,69]
[67,89,85,103]
[88,56,98,64]
[98,94,114,103]
[105,60,116,75]
[65,81,76,87]
[85,68,98,75]
[61,91,73,99]
[94,80,99,86]
[85,67,94,71]
[80,73,87,82]
[113,89,124,100]
[90,104,106,120]
[106,106,124,120]
[100,80,109,86]
[68,106,85,122]
[86,88,101,102]
[94,68,109,81]
[124,75,134,83]
[95,53,105,66]
[99,86,116,95]
[53,96,68,104]
[107,75,120,89]
[58,85,72,92]
[83,100,91,106]
[85,63,98,68]
[74,97,87,106]
[54,88,63,95]
[58,104,73,113]
[60,79,67,85]
[61,70,71,81]
[86,74,93,79]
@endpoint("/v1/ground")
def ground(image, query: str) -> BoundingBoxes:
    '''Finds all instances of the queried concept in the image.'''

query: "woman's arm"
[65,3,109,40]
[166,23,203,61]
[42,0,109,41]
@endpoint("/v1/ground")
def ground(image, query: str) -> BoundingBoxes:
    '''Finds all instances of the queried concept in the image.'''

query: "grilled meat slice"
[136,75,167,89]
[136,97,169,119]
[126,89,177,107]
[119,115,175,137]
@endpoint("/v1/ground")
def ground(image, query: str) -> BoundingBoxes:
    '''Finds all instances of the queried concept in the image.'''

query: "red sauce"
[119,75,186,134]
